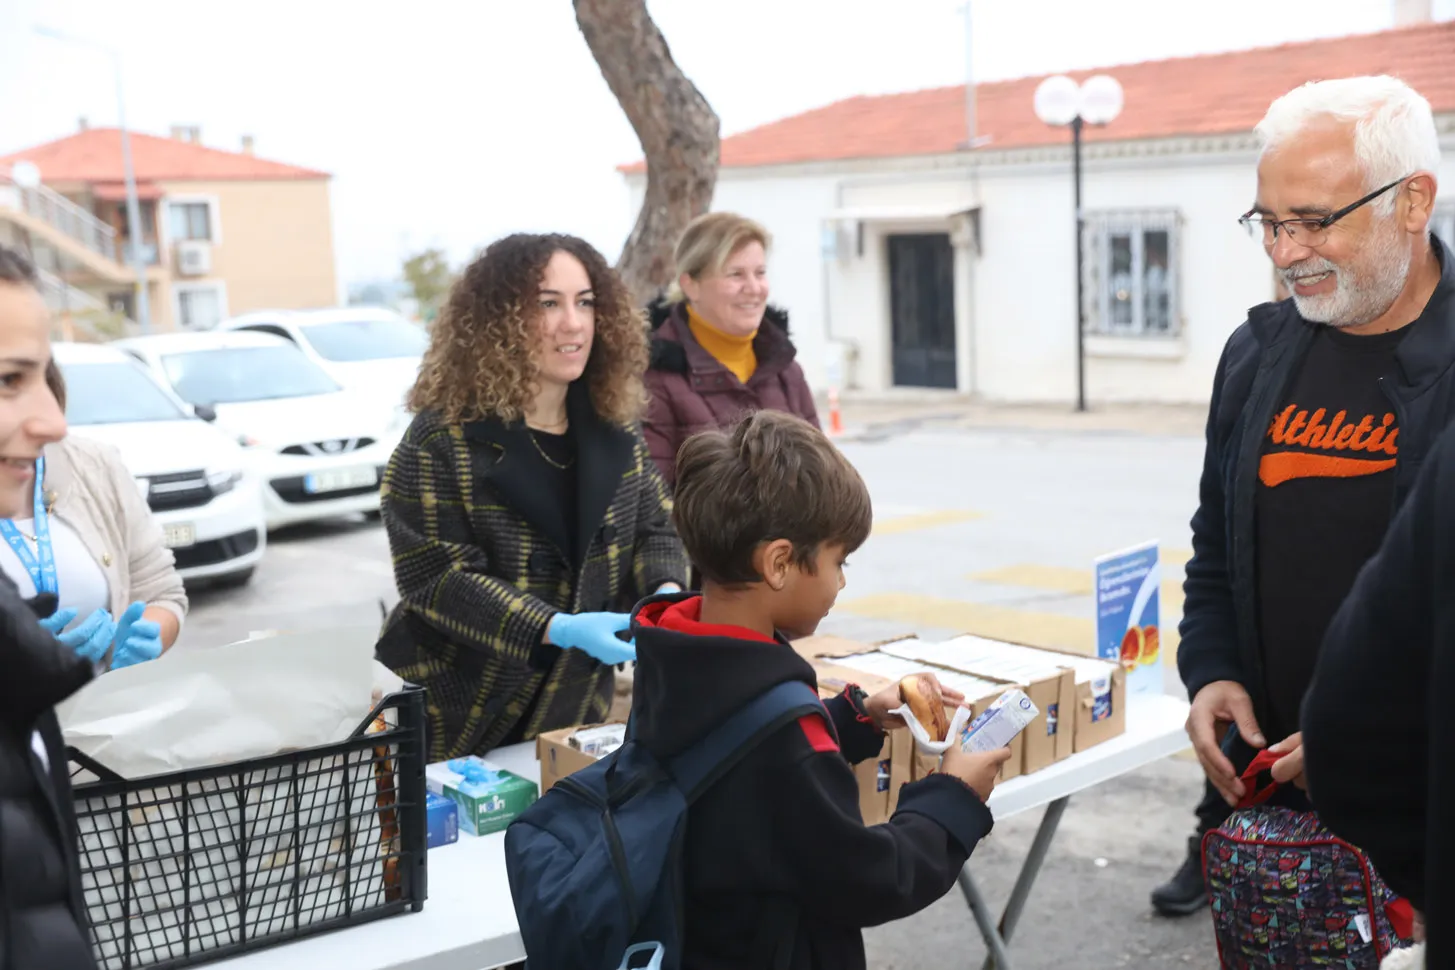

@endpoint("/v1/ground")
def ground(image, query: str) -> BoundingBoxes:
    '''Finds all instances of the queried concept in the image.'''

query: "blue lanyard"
[0,458,58,596]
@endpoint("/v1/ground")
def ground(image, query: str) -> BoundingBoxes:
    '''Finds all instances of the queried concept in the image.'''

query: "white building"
[622,18,1455,405]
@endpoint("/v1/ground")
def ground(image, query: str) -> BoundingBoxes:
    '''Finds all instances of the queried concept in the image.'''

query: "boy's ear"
[754,539,796,591]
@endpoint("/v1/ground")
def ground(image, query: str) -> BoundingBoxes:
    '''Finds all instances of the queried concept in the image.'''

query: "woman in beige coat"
[0,361,186,669]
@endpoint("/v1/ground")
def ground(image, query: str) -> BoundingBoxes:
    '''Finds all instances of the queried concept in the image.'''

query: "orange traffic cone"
[827,387,844,436]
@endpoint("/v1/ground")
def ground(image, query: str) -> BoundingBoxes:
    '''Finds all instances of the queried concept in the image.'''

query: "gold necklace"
[529,430,574,470]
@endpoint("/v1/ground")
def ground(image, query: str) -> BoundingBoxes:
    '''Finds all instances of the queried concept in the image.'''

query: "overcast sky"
[1,0,1444,289]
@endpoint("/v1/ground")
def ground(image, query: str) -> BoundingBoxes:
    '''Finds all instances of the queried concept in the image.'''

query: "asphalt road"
[180,419,1220,967]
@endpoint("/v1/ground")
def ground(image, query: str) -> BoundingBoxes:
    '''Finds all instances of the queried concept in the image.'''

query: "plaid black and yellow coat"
[376,385,687,761]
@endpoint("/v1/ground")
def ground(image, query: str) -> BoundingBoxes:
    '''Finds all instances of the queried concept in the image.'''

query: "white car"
[113,331,405,531]
[217,307,426,417]
[52,342,266,586]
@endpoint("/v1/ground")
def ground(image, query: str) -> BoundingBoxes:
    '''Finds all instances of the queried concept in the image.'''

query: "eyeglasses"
[1238,175,1410,247]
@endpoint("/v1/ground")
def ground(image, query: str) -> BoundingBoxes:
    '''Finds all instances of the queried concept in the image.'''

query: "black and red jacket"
[631,593,993,970]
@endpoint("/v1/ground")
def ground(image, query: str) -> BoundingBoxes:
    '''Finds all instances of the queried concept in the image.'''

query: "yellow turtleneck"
[687,304,758,385]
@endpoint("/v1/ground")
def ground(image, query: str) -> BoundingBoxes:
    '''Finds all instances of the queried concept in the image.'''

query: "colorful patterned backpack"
[1202,749,1416,969]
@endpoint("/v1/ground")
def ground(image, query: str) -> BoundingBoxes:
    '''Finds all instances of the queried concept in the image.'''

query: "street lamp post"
[1033,74,1124,412]
[33,25,151,332]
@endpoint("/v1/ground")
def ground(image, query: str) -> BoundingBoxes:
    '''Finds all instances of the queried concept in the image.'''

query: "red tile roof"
[621,21,1455,173]
[0,128,328,183]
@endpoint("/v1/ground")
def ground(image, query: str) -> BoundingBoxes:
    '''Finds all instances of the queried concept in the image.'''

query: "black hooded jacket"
[1303,420,1455,964]
[0,584,98,970]
[631,593,992,970]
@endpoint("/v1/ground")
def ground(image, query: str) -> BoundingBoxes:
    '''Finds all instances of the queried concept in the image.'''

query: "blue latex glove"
[37,606,77,636]
[548,611,635,665]
[44,607,118,663]
[110,601,163,669]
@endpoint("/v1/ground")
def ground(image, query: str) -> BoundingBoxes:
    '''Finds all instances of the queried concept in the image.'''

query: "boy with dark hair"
[630,409,1010,970]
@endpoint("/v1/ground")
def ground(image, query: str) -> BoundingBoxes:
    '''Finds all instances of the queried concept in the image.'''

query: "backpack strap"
[668,681,828,803]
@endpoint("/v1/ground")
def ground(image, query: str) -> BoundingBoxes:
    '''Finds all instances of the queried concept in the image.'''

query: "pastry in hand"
[899,674,950,742]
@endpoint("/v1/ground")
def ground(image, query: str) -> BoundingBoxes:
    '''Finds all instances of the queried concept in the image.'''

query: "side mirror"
[194,403,218,423]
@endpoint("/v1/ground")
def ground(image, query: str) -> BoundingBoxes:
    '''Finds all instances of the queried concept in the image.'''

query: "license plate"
[304,466,378,494]
[163,523,196,548]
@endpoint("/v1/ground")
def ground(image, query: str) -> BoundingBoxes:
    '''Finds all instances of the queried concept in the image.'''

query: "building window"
[168,201,214,241]
[1082,210,1181,337]
[174,282,226,330]
[1433,203,1455,249]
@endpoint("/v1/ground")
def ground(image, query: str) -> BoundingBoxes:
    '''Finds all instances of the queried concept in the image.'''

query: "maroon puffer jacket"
[643,299,820,488]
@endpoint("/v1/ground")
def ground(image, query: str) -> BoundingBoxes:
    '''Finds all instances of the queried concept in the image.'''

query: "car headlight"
[206,469,244,495]
[237,434,262,448]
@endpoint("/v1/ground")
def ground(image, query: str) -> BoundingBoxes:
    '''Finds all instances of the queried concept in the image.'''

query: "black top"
[525,426,578,568]
[0,585,100,970]
[1177,236,1455,728]
[1254,323,1408,743]
[1304,418,1455,935]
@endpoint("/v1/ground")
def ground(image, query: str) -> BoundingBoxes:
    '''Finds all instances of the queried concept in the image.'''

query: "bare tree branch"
[575,0,720,304]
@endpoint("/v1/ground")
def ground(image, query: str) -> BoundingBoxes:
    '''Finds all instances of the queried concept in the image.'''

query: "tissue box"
[425,757,538,837]
[426,792,458,848]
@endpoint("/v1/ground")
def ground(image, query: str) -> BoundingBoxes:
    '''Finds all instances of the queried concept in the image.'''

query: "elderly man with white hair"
[1152,73,1454,921]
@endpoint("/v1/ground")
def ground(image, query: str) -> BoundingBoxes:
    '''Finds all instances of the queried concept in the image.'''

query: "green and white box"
[424,757,538,837]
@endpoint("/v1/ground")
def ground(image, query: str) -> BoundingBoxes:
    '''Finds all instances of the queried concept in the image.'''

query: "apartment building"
[0,124,337,332]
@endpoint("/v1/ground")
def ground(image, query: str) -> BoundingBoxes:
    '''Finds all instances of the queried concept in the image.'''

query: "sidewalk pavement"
[823,393,1210,441]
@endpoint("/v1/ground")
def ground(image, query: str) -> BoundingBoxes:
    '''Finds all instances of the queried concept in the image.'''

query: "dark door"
[888,233,956,389]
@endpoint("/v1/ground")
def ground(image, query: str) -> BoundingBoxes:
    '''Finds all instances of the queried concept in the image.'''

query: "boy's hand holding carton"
[865,671,1031,803]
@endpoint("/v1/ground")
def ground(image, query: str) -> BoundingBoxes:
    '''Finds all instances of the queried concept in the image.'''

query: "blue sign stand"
[1094,540,1162,696]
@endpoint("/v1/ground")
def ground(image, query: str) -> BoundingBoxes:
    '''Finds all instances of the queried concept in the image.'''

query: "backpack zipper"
[602,807,640,929]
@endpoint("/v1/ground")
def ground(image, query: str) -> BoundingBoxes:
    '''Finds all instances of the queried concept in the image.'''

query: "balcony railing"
[0,178,119,263]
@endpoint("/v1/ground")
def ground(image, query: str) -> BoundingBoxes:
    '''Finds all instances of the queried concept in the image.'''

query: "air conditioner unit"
[174,240,212,276]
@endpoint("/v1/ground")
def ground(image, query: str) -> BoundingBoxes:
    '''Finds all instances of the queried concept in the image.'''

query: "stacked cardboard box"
[530,631,1127,826]
[797,632,1127,777]
[910,635,1126,753]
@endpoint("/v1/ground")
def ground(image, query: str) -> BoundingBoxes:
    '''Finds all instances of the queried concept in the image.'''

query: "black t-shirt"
[1255,324,1408,743]
[501,426,578,747]
[527,427,578,567]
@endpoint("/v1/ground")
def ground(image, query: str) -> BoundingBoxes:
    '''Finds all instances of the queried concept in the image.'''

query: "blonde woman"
[376,233,687,761]
[644,212,819,488]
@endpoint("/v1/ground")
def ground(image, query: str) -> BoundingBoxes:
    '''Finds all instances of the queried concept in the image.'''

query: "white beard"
[1284,219,1412,328]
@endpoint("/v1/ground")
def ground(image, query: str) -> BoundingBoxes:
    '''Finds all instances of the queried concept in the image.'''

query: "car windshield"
[59,361,190,425]
[300,318,429,362]
[159,346,341,405]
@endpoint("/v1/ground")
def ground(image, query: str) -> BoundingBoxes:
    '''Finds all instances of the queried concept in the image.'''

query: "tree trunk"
[575,0,720,305]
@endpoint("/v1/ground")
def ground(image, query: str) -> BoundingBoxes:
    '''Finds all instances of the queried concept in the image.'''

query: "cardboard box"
[812,660,916,820]
[1014,645,1127,752]
[881,636,1074,774]
[914,636,1127,753]
[536,721,627,795]
[823,651,1024,783]
[425,757,538,836]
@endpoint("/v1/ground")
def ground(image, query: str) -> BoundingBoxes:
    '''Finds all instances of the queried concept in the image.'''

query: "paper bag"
[57,626,381,778]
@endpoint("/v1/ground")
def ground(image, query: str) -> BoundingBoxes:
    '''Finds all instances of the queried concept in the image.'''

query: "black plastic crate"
[66,686,429,969]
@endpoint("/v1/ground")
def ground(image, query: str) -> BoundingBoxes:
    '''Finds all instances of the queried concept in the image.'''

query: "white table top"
[211,693,1190,970]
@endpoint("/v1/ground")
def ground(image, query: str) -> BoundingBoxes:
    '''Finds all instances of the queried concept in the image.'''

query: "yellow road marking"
[969,564,1092,596]
[967,563,1186,614]
[839,593,1095,654]
[871,509,984,537]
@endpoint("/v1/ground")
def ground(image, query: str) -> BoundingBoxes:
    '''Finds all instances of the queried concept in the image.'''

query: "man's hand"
[1268,732,1306,790]
[1187,680,1265,806]
[865,676,966,733]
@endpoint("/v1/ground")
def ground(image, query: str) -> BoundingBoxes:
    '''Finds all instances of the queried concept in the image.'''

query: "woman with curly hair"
[376,233,687,760]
